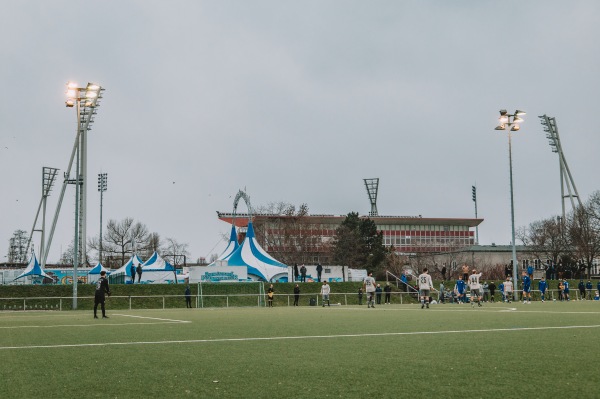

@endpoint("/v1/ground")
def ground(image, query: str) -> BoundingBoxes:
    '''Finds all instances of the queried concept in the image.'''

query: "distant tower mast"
[539,115,583,221]
[363,178,379,217]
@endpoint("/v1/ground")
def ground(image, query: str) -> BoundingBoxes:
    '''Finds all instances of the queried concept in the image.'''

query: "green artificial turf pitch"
[1,301,599,398]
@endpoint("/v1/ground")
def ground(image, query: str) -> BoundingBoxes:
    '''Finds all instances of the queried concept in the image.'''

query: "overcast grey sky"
[1,1,599,264]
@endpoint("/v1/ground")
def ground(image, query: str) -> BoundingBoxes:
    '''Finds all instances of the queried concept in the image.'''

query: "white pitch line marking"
[2,324,599,350]
[0,321,188,329]
[112,314,190,323]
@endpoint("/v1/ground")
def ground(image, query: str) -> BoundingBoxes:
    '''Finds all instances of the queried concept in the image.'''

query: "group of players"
[416,267,554,307]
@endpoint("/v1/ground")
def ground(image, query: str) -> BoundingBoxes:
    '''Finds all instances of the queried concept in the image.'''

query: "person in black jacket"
[488,281,496,302]
[130,264,136,284]
[293,284,300,306]
[375,284,383,305]
[185,285,192,308]
[94,271,111,319]
[384,282,392,304]
[316,263,323,282]
[136,264,143,283]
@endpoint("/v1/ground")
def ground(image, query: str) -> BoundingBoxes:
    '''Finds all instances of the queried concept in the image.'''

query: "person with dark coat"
[136,264,143,283]
[130,264,136,284]
[358,287,364,305]
[578,280,586,300]
[375,284,383,305]
[441,265,447,281]
[267,284,275,307]
[316,263,323,282]
[384,283,392,304]
[94,271,111,319]
[293,264,299,282]
[488,281,496,302]
[185,285,192,308]
[293,284,300,306]
[300,265,307,282]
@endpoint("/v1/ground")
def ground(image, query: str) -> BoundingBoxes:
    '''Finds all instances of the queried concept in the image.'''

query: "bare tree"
[519,217,571,267]
[90,218,150,267]
[162,237,190,268]
[567,200,600,279]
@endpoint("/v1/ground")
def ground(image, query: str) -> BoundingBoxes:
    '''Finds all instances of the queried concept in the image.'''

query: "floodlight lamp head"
[495,125,505,131]
[515,110,526,116]
[67,82,78,89]
[513,116,524,124]
[499,115,509,124]
[87,83,100,91]
[65,99,75,107]
[510,124,520,131]
[499,109,508,116]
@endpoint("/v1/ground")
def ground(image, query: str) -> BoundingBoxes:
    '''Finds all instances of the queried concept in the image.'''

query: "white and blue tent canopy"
[226,222,287,282]
[112,254,144,276]
[215,224,240,262]
[88,263,109,275]
[14,251,51,280]
[141,251,175,271]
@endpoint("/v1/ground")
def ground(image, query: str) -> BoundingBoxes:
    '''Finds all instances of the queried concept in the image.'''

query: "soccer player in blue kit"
[538,276,548,302]
[563,278,570,301]
[454,276,466,304]
[522,271,532,304]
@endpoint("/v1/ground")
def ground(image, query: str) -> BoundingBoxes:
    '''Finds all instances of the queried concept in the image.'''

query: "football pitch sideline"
[1,302,599,398]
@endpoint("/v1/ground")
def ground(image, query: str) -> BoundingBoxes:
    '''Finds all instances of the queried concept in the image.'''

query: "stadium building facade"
[217,212,483,265]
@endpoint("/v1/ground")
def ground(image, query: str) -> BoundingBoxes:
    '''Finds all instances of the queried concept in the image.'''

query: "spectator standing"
[488,281,496,303]
[400,273,408,292]
[498,281,504,302]
[300,265,307,283]
[130,264,136,284]
[461,264,470,282]
[267,284,274,307]
[505,265,511,279]
[558,280,565,301]
[482,282,489,302]
[358,287,364,305]
[578,280,585,300]
[384,282,392,304]
[316,263,323,282]
[185,285,192,308]
[363,273,376,308]
[441,264,447,281]
[293,284,300,306]
[93,271,111,319]
[418,268,433,309]
[438,282,445,304]
[538,277,548,302]
[320,281,331,307]
[136,264,143,283]
[586,281,593,300]
[375,284,382,305]
[293,264,299,282]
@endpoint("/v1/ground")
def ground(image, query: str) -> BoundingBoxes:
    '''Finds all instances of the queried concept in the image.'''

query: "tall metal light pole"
[98,173,108,265]
[63,82,104,309]
[495,109,525,301]
[472,185,478,244]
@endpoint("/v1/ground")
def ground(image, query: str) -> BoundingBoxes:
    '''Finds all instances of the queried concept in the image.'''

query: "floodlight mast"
[98,173,108,265]
[495,109,525,301]
[44,82,104,310]
[363,178,379,217]
[538,115,582,222]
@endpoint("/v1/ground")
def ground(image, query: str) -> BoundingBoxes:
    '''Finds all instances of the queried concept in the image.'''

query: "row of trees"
[6,218,189,270]
[518,191,600,278]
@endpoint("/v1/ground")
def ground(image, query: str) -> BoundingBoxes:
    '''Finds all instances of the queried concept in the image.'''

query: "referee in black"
[94,270,111,319]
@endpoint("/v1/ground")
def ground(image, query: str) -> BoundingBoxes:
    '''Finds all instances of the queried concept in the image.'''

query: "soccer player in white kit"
[468,269,483,307]
[418,268,433,309]
[503,277,513,303]
[363,272,377,308]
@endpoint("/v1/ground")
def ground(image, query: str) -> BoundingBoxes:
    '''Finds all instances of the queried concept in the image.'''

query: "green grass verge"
[1,301,599,398]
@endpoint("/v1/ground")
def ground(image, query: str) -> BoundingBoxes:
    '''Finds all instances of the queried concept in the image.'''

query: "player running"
[468,269,483,308]
[503,277,513,303]
[418,268,434,309]
[522,271,532,304]
[454,276,466,304]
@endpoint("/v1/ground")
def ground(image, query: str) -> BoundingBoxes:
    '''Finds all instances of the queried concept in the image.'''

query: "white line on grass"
[0,321,188,329]
[2,324,599,350]
[112,314,190,323]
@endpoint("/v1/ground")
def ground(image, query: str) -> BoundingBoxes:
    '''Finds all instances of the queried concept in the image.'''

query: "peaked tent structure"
[88,263,109,283]
[140,251,179,284]
[226,222,288,282]
[215,224,240,262]
[14,251,51,283]
[112,254,144,275]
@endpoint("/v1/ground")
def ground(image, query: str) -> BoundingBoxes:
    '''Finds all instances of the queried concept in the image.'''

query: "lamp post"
[98,173,108,265]
[495,109,525,301]
[65,82,104,309]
